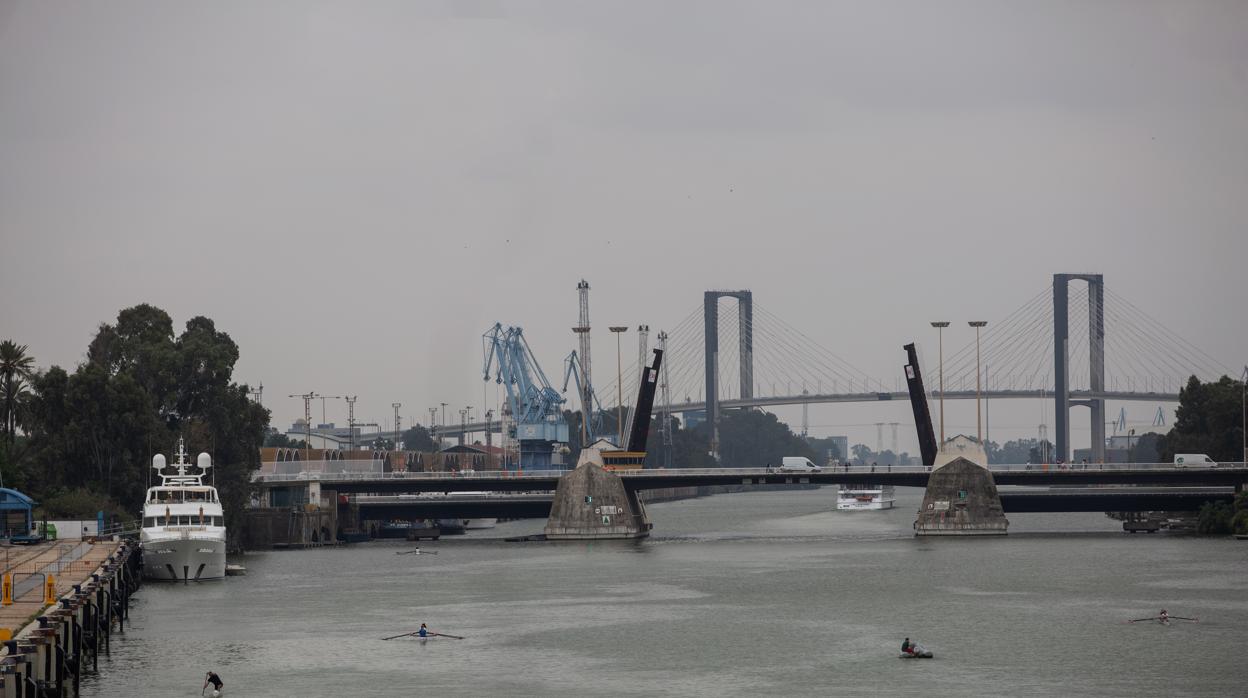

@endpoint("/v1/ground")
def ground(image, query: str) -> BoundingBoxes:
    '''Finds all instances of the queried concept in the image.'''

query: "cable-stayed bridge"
[439,273,1232,463]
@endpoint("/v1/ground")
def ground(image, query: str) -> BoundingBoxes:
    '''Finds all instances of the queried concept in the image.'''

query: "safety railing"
[2,541,97,602]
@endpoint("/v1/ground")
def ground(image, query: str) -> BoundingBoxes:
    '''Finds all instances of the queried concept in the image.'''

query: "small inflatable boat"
[899,648,934,659]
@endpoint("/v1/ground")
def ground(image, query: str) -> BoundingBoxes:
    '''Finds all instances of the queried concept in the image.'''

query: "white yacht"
[837,485,896,511]
[140,439,227,581]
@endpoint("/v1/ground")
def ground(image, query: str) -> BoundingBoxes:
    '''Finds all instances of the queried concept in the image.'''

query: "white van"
[779,456,822,473]
[1173,454,1217,468]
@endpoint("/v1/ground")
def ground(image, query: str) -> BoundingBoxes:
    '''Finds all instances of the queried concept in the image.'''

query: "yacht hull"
[141,535,226,581]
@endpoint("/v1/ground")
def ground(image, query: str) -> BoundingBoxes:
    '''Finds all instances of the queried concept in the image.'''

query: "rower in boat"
[899,638,933,658]
[418,623,428,638]
[1127,610,1197,624]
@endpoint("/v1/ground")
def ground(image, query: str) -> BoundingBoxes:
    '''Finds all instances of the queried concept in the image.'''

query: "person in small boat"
[1159,609,1169,622]
[418,623,428,638]
[901,638,912,654]
[203,671,223,696]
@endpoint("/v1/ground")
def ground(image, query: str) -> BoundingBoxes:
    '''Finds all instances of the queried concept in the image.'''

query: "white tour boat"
[837,485,896,511]
[140,439,227,581]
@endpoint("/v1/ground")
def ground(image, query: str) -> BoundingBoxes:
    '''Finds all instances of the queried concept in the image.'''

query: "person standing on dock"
[203,671,224,696]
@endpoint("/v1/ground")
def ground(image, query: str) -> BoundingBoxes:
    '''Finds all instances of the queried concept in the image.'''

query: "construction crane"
[482,324,570,469]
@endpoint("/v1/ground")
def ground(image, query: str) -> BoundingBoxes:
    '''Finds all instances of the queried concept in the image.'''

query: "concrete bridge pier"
[544,449,651,540]
[915,438,1008,536]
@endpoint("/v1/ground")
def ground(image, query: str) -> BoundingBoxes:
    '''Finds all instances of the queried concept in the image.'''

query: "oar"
[381,631,419,640]
[1170,616,1198,622]
[1125,617,1157,623]
[396,549,438,555]
[431,632,465,640]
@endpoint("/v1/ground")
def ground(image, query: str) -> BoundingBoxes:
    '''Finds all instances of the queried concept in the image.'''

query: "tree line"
[0,305,269,540]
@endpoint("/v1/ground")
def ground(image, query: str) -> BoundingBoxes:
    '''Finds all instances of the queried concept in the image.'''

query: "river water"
[82,488,1246,697]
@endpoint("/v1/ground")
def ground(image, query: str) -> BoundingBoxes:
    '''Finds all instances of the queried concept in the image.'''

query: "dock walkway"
[0,541,120,638]
[0,539,141,696]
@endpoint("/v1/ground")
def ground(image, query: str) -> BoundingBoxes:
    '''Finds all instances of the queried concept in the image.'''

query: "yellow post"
[2,573,11,606]
[44,574,56,604]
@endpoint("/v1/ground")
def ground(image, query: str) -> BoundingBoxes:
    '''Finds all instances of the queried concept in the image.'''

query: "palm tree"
[0,340,36,447]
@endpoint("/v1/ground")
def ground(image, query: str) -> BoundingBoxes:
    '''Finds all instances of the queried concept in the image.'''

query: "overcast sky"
[2,1,1245,452]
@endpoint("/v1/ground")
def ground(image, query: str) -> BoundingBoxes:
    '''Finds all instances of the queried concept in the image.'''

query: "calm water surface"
[82,488,1247,697]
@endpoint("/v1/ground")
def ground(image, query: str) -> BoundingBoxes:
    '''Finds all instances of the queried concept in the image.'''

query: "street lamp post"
[969,321,988,443]
[930,322,950,443]
[465,406,473,444]
[1127,428,1135,463]
[609,326,629,446]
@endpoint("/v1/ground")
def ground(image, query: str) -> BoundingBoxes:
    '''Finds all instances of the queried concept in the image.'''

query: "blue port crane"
[482,324,570,469]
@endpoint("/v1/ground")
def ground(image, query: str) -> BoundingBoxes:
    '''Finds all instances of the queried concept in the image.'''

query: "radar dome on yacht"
[152,453,166,469]
[198,453,212,469]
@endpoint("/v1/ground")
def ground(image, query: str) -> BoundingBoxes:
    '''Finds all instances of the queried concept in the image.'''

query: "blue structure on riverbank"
[0,488,39,543]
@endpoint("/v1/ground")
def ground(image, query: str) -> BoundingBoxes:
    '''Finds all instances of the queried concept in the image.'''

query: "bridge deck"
[256,464,1248,494]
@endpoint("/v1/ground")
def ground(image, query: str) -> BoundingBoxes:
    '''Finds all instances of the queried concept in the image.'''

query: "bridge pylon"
[704,290,753,460]
[1053,273,1105,463]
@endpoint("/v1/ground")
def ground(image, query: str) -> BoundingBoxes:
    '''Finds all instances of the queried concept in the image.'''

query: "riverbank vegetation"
[1,305,269,539]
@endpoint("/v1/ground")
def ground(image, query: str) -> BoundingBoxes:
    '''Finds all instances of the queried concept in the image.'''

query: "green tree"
[717,409,814,468]
[1231,491,1248,536]
[62,363,157,505]
[984,438,1053,464]
[20,305,270,542]
[1160,375,1245,463]
[643,415,717,469]
[87,304,179,421]
[1197,501,1233,535]
[1,340,36,447]
[263,432,308,449]
[805,436,842,464]
[173,316,240,419]
[400,425,436,451]
[22,367,73,492]
[1129,432,1163,463]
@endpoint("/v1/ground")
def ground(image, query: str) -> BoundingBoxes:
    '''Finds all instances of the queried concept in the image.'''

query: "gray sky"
[3,1,1245,451]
